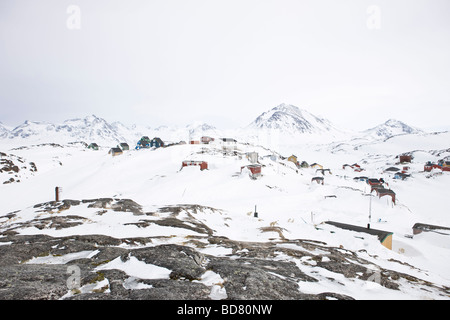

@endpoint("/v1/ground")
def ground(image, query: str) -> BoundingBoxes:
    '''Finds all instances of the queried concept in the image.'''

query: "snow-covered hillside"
[361,119,424,141]
[1,125,450,299]
[247,103,348,137]
[1,105,449,300]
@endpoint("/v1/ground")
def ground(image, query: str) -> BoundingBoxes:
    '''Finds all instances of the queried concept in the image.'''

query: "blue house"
[136,136,151,149]
[150,137,164,148]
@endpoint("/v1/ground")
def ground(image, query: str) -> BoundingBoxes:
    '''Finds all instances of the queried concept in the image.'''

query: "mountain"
[247,103,346,137]
[0,115,221,147]
[362,119,423,140]
[4,115,128,145]
[0,122,10,138]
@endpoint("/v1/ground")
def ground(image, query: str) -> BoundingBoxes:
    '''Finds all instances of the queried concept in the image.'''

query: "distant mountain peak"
[248,103,344,136]
[363,118,423,139]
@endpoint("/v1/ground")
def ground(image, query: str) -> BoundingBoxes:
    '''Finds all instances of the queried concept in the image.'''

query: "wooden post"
[254,205,258,218]
[55,187,59,202]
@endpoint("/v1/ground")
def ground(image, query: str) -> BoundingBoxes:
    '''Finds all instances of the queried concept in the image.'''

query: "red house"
[182,160,208,170]
[201,136,214,144]
[399,155,412,163]
[241,164,261,179]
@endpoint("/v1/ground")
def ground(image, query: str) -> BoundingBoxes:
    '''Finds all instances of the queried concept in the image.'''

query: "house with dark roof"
[399,155,412,163]
[394,172,410,180]
[371,187,396,204]
[87,143,99,150]
[136,136,151,149]
[311,176,324,185]
[150,137,164,148]
[118,143,129,151]
[412,223,450,235]
[325,221,393,250]
[108,147,123,156]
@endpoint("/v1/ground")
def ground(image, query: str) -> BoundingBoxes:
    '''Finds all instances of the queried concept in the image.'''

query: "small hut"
[311,177,324,185]
[87,143,99,150]
[118,143,129,151]
[241,164,262,179]
[181,160,208,171]
[108,147,123,157]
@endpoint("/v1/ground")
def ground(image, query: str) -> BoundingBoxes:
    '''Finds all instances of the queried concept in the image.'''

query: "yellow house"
[288,155,297,164]
[310,163,323,170]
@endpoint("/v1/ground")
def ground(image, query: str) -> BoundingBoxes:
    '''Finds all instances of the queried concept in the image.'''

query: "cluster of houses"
[424,159,450,172]
[84,139,450,251]
[87,142,130,157]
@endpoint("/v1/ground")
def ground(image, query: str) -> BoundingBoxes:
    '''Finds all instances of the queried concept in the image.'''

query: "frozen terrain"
[1,105,449,300]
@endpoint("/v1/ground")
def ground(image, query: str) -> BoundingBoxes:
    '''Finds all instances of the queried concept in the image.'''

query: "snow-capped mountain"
[247,103,347,136]
[0,115,222,147]
[4,115,128,145]
[0,122,10,138]
[362,119,423,140]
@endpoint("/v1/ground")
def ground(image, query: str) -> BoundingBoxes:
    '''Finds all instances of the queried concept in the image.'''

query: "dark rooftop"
[325,221,393,243]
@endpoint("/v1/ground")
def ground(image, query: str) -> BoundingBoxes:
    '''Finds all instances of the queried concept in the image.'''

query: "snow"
[1,111,450,300]
[96,256,172,280]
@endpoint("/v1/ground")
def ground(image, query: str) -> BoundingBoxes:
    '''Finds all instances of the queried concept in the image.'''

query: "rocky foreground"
[0,199,449,300]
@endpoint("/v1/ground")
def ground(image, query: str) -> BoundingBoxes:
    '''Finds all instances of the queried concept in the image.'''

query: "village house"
[372,187,396,204]
[181,160,208,171]
[412,223,450,235]
[394,172,410,180]
[136,136,151,149]
[311,176,324,185]
[108,147,123,157]
[399,155,412,163]
[118,143,129,151]
[201,136,214,144]
[300,161,309,168]
[325,221,393,250]
[241,164,262,179]
[316,168,332,175]
[150,137,164,148]
[310,163,323,169]
[87,143,99,150]
[288,155,297,164]
[220,138,237,153]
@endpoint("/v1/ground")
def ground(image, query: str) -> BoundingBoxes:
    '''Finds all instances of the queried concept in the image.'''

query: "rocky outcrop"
[0,199,449,300]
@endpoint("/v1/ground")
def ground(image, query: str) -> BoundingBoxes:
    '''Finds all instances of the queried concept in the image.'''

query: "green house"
[87,143,99,150]
[118,143,129,151]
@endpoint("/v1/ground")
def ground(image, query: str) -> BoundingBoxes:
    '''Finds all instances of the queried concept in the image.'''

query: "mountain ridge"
[0,105,426,145]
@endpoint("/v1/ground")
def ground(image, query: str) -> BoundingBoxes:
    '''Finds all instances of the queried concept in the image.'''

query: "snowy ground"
[1,131,450,299]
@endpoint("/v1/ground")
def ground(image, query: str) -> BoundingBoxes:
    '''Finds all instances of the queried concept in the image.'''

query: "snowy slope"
[1,107,450,300]
[247,103,349,137]
[361,119,423,141]
[1,131,450,299]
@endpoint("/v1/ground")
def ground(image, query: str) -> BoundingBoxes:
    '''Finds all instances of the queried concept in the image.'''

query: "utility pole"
[368,193,372,229]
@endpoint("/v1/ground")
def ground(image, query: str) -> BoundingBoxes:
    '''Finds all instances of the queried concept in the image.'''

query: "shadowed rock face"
[0,200,448,300]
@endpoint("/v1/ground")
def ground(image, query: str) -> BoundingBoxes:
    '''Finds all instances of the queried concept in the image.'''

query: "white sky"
[1,0,450,131]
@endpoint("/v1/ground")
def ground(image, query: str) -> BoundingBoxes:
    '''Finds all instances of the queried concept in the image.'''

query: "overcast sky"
[1,0,450,131]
